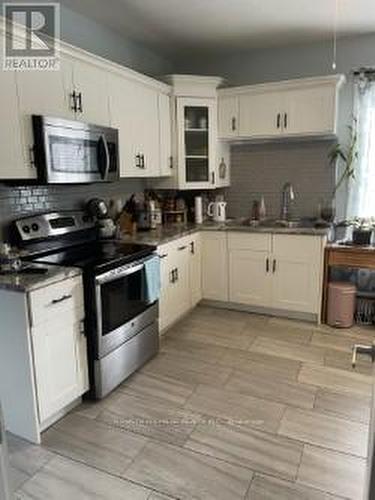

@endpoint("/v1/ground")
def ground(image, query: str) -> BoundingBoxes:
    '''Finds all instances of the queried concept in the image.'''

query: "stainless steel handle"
[352,344,375,368]
[98,134,110,180]
[272,259,276,273]
[51,294,72,305]
[96,262,145,284]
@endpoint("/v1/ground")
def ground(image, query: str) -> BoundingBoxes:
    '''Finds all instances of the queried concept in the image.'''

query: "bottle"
[259,196,266,221]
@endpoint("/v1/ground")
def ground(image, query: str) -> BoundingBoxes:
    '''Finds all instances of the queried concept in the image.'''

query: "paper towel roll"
[195,196,203,224]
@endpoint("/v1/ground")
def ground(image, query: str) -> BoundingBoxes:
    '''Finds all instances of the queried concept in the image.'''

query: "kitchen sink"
[226,218,307,229]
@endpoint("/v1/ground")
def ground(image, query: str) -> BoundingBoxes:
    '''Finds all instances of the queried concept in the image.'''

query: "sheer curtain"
[346,79,375,218]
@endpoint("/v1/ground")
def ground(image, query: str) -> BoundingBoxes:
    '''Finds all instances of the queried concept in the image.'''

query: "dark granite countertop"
[0,263,82,293]
[121,221,330,246]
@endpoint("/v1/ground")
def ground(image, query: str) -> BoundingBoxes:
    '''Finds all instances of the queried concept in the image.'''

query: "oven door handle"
[97,134,110,180]
[96,262,145,285]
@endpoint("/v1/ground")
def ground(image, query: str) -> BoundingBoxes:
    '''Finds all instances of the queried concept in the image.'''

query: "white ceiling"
[61,0,375,53]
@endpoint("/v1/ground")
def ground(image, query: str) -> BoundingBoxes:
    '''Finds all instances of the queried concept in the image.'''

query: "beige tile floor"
[9,305,375,500]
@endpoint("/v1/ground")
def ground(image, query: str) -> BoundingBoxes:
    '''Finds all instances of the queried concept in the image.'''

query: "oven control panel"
[14,211,95,241]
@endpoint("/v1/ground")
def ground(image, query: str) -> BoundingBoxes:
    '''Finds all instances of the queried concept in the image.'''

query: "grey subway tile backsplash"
[0,178,144,241]
[225,140,335,220]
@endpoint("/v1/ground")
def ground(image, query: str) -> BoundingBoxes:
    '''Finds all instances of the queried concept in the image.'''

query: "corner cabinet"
[177,97,216,189]
[218,75,345,141]
[152,75,231,190]
[158,233,202,332]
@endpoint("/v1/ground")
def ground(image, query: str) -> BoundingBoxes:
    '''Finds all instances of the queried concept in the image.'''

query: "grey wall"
[175,33,375,220]
[226,140,335,220]
[59,5,172,76]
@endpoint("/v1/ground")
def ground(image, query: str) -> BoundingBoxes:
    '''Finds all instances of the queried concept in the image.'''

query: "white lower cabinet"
[201,231,228,302]
[227,232,325,317]
[271,234,323,314]
[29,277,89,426]
[31,318,87,424]
[158,234,202,332]
[190,234,202,307]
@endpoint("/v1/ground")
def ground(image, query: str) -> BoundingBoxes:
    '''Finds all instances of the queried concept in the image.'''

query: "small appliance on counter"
[207,200,227,223]
[87,198,116,239]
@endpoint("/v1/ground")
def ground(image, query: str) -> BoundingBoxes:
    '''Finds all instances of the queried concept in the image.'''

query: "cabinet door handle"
[190,241,195,254]
[141,154,145,169]
[231,117,236,131]
[169,156,173,169]
[175,268,179,281]
[272,259,276,273]
[29,146,35,167]
[79,319,86,336]
[77,92,83,113]
[135,154,141,168]
[169,270,174,283]
[51,294,72,305]
[284,113,288,129]
[70,91,77,112]
[276,113,281,129]
[178,245,187,251]
[160,253,168,259]
[266,258,269,273]
[211,172,215,185]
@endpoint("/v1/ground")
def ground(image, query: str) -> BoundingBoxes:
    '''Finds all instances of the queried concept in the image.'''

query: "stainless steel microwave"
[32,115,119,184]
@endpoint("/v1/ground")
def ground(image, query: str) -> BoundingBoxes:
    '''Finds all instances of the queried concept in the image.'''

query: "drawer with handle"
[28,276,84,327]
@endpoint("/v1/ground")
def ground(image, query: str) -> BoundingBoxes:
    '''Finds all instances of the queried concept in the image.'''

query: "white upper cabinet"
[218,75,344,141]
[158,93,173,177]
[0,69,28,180]
[218,95,239,139]
[177,97,216,189]
[71,59,111,126]
[283,84,337,136]
[239,90,283,138]
[109,74,162,178]
[152,75,228,190]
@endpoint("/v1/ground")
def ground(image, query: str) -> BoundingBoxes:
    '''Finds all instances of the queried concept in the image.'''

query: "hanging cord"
[332,0,338,70]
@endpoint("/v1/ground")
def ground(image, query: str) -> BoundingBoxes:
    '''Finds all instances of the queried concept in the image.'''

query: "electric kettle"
[207,201,227,223]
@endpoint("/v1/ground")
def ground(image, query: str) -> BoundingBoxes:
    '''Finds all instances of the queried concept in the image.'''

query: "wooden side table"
[322,244,375,323]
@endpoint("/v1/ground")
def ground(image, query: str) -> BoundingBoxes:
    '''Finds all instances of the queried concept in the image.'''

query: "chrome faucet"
[280,182,295,220]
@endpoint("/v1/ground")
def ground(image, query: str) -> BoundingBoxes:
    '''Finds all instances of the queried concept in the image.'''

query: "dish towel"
[144,255,161,304]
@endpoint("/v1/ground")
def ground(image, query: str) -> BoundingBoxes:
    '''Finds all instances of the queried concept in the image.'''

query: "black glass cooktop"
[32,240,155,273]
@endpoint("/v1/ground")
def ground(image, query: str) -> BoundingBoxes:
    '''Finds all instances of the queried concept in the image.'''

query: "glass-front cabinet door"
[177,97,216,189]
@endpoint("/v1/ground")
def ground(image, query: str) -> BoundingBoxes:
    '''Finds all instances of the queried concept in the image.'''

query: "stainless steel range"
[12,211,160,399]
